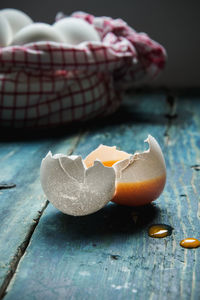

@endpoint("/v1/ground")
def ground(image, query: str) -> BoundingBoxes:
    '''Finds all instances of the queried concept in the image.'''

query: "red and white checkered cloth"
[0,11,166,128]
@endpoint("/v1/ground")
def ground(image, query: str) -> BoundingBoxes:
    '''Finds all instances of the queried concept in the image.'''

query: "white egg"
[0,8,33,39]
[40,135,166,216]
[0,14,12,46]
[11,23,65,45]
[53,17,101,45]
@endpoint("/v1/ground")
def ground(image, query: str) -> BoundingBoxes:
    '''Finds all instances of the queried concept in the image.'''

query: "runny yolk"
[85,159,166,206]
[101,160,119,167]
[100,161,165,206]
[180,238,200,248]
[148,224,173,238]
[85,160,118,168]
[112,176,165,206]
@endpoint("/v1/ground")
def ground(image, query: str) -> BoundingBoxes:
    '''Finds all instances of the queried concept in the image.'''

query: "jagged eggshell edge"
[114,135,166,183]
[84,135,166,206]
[40,152,116,216]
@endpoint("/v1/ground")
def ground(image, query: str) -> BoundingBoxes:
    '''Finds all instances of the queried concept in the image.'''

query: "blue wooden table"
[0,90,200,300]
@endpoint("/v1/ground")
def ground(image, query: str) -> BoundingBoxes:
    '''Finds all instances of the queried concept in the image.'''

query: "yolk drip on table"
[148,224,173,238]
[180,238,200,248]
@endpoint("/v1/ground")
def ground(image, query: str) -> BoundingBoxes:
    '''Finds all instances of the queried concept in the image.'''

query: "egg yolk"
[101,160,119,167]
[148,224,172,238]
[85,160,165,206]
[180,238,200,248]
[112,176,165,206]
[85,160,118,168]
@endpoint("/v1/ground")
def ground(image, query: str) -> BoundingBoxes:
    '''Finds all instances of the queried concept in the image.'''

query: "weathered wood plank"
[0,133,80,297]
[3,92,171,300]
[160,94,200,300]
[3,92,200,300]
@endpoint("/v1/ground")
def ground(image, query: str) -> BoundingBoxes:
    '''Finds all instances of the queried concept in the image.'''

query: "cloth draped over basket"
[0,11,166,128]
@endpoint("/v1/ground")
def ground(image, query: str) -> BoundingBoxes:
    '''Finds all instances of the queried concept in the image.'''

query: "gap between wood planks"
[164,94,177,146]
[0,132,83,299]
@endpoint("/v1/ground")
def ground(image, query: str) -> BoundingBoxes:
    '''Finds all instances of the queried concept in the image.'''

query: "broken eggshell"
[40,135,166,216]
[85,135,166,206]
[40,153,116,216]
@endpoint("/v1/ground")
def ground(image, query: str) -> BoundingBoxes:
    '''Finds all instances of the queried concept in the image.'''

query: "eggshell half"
[40,135,166,216]
[113,135,166,205]
[40,153,116,216]
[11,23,65,45]
[0,8,33,38]
[84,135,166,206]
[0,14,12,46]
[53,17,101,45]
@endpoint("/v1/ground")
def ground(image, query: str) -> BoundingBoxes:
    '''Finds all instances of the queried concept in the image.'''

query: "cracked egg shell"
[40,153,116,216]
[84,135,166,206]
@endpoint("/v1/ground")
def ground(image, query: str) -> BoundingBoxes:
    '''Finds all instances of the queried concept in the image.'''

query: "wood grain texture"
[2,92,200,300]
[0,133,80,298]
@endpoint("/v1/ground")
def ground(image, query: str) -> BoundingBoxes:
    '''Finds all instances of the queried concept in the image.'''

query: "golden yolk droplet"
[148,224,173,238]
[180,238,200,248]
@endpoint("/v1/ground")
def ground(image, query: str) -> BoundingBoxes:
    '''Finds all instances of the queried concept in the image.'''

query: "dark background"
[1,0,200,87]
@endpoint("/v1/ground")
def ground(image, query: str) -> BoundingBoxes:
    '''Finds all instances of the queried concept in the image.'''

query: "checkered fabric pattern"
[0,11,166,128]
